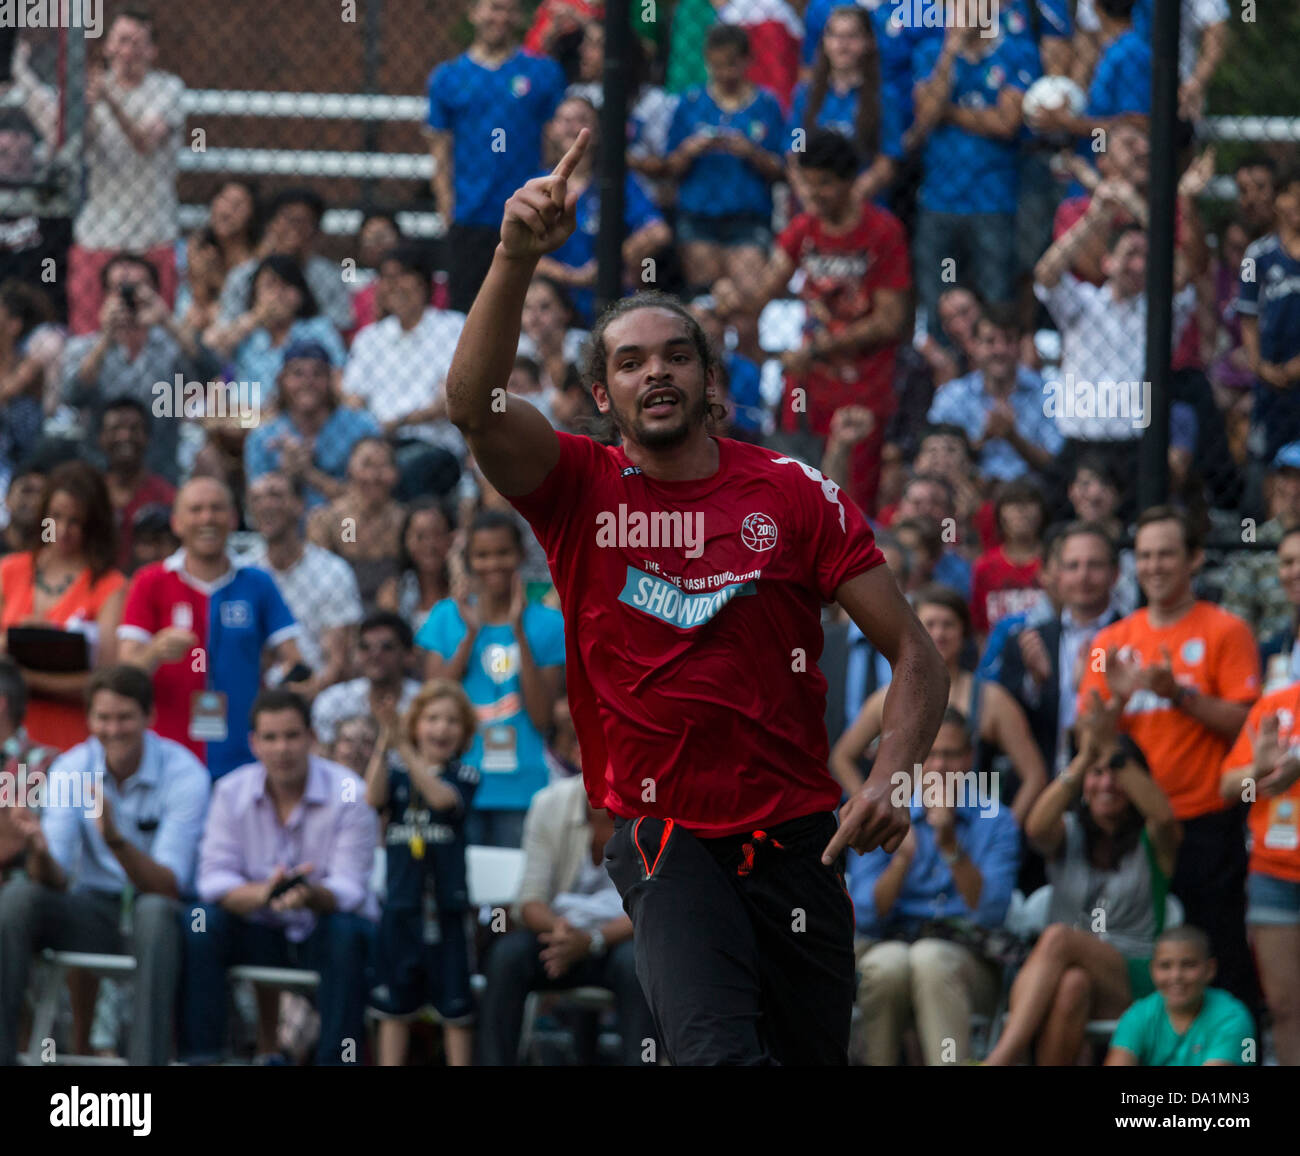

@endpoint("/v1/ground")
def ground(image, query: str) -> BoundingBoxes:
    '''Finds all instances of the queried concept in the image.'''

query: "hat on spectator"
[1271,443,1300,472]
[280,339,332,366]
[132,503,174,537]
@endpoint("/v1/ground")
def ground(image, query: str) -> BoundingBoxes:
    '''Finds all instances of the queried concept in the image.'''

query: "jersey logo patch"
[219,600,252,628]
[621,466,643,477]
[741,512,779,552]
[618,567,755,630]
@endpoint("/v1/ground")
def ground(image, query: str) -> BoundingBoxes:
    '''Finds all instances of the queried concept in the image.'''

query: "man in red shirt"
[712,129,910,518]
[445,130,948,1065]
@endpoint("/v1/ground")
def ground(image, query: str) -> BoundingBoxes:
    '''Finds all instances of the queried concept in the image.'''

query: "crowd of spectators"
[0,0,1295,1066]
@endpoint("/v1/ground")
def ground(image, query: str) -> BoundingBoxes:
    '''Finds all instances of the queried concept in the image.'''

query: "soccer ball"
[1022,75,1087,120]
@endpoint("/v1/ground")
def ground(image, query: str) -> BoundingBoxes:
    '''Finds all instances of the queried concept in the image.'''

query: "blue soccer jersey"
[546,172,665,325]
[382,753,480,914]
[802,0,923,132]
[1086,29,1152,120]
[786,80,905,162]
[912,33,1040,215]
[1238,235,1300,364]
[120,553,299,779]
[427,49,567,227]
[667,85,786,219]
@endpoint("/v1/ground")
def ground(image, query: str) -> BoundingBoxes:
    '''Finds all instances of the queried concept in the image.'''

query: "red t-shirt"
[116,473,176,571]
[508,432,885,836]
[776,202,911,438]
[970,546,1042,637]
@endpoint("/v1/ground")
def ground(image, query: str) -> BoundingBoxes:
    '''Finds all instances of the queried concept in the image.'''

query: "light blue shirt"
[231,317,346,399]
[844,619,893,734]
[415,600,566,812]
[848,798,1021,936]
[244,407,382,509]
[928,366,1064,481]
[933,551,972,600]
[41,732,212,897]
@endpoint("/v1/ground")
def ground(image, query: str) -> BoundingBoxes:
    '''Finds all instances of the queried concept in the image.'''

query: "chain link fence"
[0,0,1298,1065]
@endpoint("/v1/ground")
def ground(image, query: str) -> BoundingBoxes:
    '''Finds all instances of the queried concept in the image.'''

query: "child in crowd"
[366,680,481,1066]
[329,713,380,778]
[417,511,566,848]
[970,479,1047,643]
[1106,926,1255,1067]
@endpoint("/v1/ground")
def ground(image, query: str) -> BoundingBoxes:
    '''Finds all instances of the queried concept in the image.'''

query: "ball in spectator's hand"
[1022,76,1086,122]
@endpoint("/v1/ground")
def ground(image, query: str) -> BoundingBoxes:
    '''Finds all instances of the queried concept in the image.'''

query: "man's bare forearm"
[445,247,537,435]
[868,635,949,798]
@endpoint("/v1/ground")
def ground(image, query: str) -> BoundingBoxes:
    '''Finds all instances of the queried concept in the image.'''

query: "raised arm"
[823,565,949,864]
[444,131,593,497]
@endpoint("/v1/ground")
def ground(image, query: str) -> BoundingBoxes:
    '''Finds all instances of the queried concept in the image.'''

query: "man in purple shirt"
[178,689,379,1066]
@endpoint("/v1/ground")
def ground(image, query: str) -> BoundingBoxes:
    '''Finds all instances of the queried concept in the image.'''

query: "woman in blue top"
[787,6,902,209]
[416,511,565,849]
[202,254,345,399]
[534,95,671,328]
[665,24,785,357]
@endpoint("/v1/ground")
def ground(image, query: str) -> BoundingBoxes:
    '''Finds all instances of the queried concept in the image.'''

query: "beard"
[607,387,710,450]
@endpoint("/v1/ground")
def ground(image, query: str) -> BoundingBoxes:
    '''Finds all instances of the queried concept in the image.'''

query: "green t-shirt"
[1110,988,1254,1066]
[666,0,717,94]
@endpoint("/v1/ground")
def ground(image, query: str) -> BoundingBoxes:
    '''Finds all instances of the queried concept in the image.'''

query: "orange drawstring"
[736,829,785,877]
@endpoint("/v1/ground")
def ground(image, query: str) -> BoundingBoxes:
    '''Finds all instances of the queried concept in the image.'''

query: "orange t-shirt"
[0,553,126,751]
[1077,602,1260,821]
[1222,683,1300,884]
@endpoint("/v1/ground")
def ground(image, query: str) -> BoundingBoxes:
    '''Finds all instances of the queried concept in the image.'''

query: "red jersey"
[776,202,910,437]
[970,547,1042,637]
[508,432,885,836]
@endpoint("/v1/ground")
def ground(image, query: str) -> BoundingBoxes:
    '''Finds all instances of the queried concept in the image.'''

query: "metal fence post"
[1140,0,1182,512]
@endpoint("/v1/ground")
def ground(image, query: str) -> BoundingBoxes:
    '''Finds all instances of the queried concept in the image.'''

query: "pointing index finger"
[551,127,590,184]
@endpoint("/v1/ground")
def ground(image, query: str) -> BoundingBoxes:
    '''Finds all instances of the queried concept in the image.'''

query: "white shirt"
[1076,0,1228,81]
[76,70,186,249]
[552,848,624,930]
[1035,274,1194,441]
[343,308,467,453]
[1056,605,1117,773]
[242,541,363,672]
[516,328,589,388]
[311,676,422,745]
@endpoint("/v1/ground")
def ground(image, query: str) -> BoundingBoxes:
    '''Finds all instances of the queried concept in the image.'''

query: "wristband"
[587,928,606,957]
[1174,684,1199,710]
[939,844,964,867]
